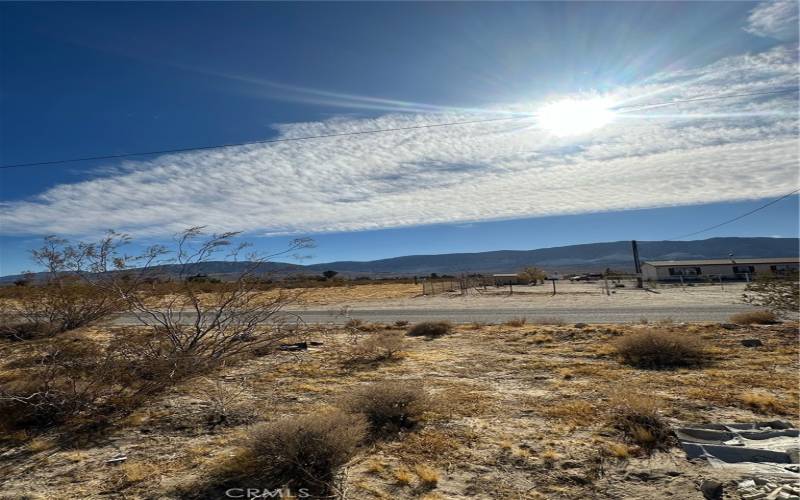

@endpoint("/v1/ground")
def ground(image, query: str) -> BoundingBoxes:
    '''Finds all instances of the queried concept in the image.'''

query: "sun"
[536,97,615,136]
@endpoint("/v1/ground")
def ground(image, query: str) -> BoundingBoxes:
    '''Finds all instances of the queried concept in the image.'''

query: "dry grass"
[604,441,632,459]
[413,464,439,488]
[730,309,778,325]
[504,317,527,327]
[739,391,785,414]
[393,467,413,486]
[615,329,707,369]
[0,319,797,499]
[542,399,596,425]
[262,283,421,306]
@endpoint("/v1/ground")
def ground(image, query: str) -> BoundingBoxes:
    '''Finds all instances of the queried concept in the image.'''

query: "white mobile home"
[641,257,799,282]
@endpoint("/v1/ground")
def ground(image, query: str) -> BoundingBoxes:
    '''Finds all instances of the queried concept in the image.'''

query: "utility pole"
[631,240,643,288]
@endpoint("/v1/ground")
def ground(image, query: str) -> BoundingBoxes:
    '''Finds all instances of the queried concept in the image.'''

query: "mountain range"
[1,237,797,283]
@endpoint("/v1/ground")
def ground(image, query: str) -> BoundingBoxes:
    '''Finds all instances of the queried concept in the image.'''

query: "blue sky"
[1,1,798,275]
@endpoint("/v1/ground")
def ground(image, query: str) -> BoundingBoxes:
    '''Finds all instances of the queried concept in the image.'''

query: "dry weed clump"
[608,392,672,453]
[341,381,429,435]
[729,310,778,325]
[615,329,707,369]
[504,317,527,327]
[352,331,406,361]
[227,410,367,496]
[407,321,453,338]
[414,463,440,488]
[739,391,785,414]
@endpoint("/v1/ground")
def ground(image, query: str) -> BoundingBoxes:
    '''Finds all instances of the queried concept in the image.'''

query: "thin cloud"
[0,47,797,239]
[744,0,799,40]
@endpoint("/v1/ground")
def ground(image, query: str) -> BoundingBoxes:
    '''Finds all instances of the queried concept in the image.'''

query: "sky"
[1,1,799,275]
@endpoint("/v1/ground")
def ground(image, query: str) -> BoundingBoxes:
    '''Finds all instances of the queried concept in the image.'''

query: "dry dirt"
[148,282,750,311]
[311,282,750,311]
[1,321,797,499]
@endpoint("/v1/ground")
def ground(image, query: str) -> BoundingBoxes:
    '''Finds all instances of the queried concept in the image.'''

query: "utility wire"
[0,116,521,170]
[1,86,797,170]
[667,188,800,240]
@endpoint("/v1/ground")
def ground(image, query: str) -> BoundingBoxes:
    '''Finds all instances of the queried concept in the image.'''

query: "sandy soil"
[1,321,797,499]
[289,282,750,310]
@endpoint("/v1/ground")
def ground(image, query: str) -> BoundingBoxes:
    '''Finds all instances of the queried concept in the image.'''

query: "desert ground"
[99,281,765,326]
[1,316,797,499]
[260,281,751,309]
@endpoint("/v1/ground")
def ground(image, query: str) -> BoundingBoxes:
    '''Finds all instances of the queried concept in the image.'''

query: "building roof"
[643,257,799,267]
[492,273,520,277]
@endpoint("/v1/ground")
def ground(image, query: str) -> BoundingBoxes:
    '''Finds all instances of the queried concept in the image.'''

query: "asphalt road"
[110,304,760,325]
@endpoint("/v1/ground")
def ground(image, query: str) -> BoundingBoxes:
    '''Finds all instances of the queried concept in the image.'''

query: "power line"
[667,188,800,240]
[1,86,797,170]
[0,115,521,170]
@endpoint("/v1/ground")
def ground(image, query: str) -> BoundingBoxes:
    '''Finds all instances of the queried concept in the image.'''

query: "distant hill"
[1,237,797,282]
[304,237,799,275]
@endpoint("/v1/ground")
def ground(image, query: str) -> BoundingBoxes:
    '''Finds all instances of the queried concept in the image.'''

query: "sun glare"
[536,97,615,136]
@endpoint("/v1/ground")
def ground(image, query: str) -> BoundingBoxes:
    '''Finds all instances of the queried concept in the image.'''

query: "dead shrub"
[5,234,135,336]
[615,329,707,369]
[197,377,256,428]
[407,321,452,338]
[0,331,211,434]
[531,317,565,326]
[504,317,527,327]
[341,381,429,435]
[344,318,364,329]
[118,228,312,363]
[226,409,366,496]
[730,309,778,325]
[0,321,57,341]
[352,331,406,361]
[0,342,125,432]
[394,320,409,328]
[608,392,672,453]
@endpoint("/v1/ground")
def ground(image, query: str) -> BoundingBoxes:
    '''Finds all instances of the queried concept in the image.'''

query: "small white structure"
[641,257,799,282]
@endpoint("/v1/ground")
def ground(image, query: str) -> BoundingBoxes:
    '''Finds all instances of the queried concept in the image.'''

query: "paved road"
[111,304,760,325]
